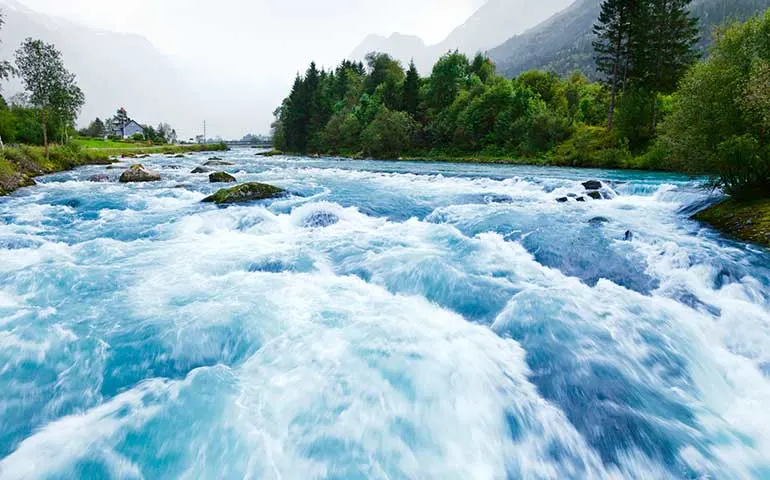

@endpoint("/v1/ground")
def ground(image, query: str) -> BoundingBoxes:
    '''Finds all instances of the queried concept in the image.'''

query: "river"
[1,149,769,479]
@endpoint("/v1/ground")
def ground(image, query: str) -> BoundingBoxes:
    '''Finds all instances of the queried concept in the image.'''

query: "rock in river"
[88,174,111,183]
[582,180,603,191]
[209,171,236,183]
[191,166,212,174]
[202,182,284,205]
[586,191,603,200]
[204,160,234,166]
[119,164,161,183]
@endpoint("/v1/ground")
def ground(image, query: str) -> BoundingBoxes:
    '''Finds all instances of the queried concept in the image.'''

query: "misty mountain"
[437,0,573,57]
[0,0,197,135]
[350,0,573,74]
[488,0,770,79]
[349,33,434,72]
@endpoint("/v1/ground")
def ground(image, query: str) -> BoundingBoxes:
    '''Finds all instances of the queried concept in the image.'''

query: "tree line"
[272,3,769,199]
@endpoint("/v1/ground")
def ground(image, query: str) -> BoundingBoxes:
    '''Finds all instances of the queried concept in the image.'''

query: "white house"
[113,119,144,139]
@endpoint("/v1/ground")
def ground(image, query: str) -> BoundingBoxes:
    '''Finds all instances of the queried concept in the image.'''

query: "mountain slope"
[489,0,770,78]
[0,0,195,133]
[349,0,573,74]
[435,0,574,56]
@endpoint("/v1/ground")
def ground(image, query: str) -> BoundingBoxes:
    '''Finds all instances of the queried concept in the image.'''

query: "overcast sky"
[11,0,551,138]
[17,0,484,61]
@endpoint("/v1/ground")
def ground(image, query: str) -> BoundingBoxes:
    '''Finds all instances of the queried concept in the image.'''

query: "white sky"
[16,0,484,62]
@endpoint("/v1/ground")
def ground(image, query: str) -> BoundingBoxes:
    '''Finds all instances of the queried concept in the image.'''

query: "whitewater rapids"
[0,150,769,479]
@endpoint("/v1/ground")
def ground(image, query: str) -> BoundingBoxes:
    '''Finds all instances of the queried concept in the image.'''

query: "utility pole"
[203,120,207,145]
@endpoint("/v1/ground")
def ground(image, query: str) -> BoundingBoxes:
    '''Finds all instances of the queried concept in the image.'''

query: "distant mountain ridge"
[488,0,770,78]
[349,0,574,74]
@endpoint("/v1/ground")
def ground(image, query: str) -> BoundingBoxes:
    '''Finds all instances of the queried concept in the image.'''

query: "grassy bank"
[694,199,770,248]
[0,143,228,196]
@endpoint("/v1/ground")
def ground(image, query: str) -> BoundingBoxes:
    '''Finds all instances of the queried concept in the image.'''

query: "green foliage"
[402,60,421,117]
[552,125,632,168]
[427,51,471,113]
[658,9,770,198]
[364,53,405,111]
[360,108,417,158]
[80,117,106,138]
[14,38,84,154]
[275,53,614,160]
[0,105,68,145]
[615,87,658,148]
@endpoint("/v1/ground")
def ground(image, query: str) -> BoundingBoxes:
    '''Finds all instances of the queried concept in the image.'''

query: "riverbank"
[694,198,770,248]
[0,143,228,196]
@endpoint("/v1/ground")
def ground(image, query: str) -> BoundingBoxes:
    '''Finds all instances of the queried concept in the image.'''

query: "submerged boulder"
[191,166,212,174]
[88,174,111,183]
[202,182,284,205]
[119,164,161,183]
[302,211,339,228]
[204,159,234,166]
[209,171,236,183]
[589,216,610,225]
[556,197,569,203]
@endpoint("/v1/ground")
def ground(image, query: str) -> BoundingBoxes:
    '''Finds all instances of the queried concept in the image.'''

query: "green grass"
[0,141,228,196]
[73,137,143,149]
[694,198,770,247]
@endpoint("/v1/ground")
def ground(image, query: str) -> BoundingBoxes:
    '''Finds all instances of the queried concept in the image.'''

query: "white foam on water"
[1,156,769,478]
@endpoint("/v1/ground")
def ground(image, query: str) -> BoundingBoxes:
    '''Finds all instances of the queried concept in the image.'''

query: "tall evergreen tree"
[403,60,420,117]
[284,74,309,152]
[642,0,700,94]
[593,0,632,129]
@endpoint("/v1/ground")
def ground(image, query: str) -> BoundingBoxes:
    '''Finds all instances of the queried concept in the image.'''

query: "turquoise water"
[1,150,769,479]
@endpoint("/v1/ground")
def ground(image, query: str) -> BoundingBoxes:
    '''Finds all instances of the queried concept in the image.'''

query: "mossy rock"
[255,150,282,157]
[0,172,36,196]
[694,198,770,248]
[204,159,234,166]
[119,164,161,183]
[202,182,284,205]
[191,166,212,174]
[209,171,236,183]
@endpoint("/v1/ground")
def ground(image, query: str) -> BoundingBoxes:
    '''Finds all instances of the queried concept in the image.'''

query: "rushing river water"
[1,149,769,479]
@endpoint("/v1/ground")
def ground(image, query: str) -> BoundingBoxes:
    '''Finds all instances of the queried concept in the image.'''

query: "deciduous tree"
[15,38,84,159]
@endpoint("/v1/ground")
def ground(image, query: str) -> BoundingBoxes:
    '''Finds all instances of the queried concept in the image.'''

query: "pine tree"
[593,0,633,129]
[643,0,700,94]
[284,74,308,152]
[403,60,420,117]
